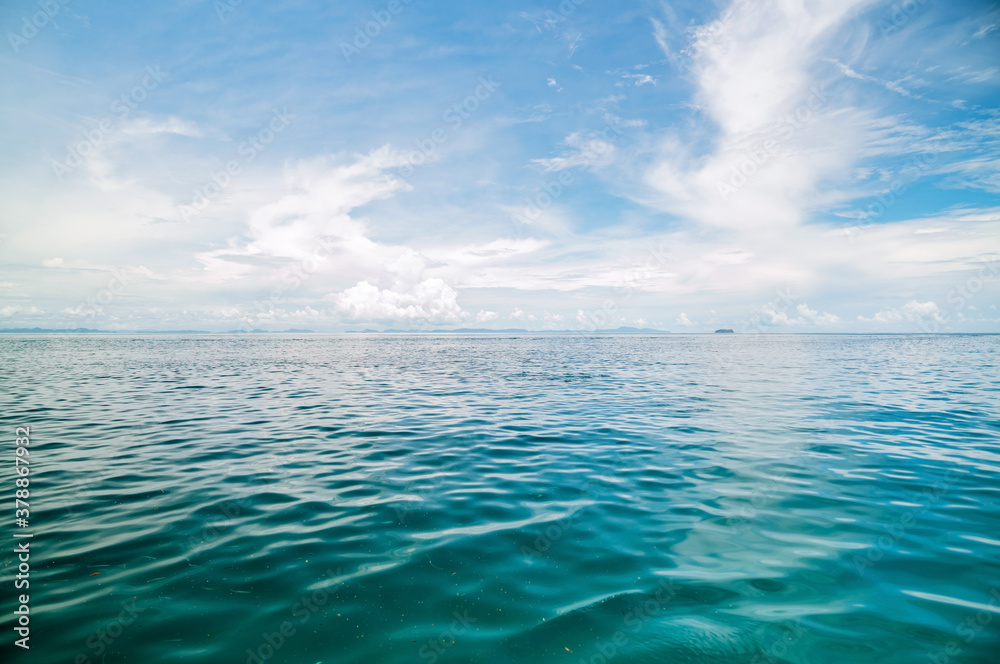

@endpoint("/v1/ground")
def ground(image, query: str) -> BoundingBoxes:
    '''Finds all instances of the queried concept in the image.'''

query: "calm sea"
[1,334,998,663]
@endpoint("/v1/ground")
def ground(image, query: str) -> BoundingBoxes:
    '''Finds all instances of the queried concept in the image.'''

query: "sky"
[1,0,998,333]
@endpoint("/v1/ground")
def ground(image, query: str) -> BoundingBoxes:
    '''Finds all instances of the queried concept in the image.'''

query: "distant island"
[715,329,735,333]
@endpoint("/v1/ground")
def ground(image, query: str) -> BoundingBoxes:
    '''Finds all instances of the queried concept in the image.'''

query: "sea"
[1,334,998,663]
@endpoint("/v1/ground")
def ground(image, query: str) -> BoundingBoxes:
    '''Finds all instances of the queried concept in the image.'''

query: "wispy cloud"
[2,0,998,331]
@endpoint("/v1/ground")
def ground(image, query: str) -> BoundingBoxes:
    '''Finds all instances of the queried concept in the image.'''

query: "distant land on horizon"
[0,327,313,334]
[0,327,215,334]
[3,328,996,336]
[348,326,671,334]
[0,326,670,335]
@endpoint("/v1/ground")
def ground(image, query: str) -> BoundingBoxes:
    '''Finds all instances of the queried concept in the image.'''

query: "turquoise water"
[2,334,999,663]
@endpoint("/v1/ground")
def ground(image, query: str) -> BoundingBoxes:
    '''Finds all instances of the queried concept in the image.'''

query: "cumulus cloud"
[1,306,44,317]
[332,278,466,323]
[858,300,946,325]
[751,301,839,327]
[756,302,800,326]
[796,303,840,325]
[5,1,999,333]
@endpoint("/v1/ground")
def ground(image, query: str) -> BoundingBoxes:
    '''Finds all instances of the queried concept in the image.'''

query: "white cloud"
[531,132,616,172]
[617,73,655,87]
[4,1,999,333]
[796,303,840,325]
[971,24,997,39]
[642,0,874,230]
[1,306,44,317]
[946,67,998,84]
[332,278,466,323]
[858,300,946,324]
[827,58,917,98]
[121,116,203,137]
[757,302,799,326]
[749,301,840,327]
[193,146,413,285]
[650,17,670,58]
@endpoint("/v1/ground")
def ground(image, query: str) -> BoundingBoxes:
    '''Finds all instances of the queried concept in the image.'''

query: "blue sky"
[1,0,998,332]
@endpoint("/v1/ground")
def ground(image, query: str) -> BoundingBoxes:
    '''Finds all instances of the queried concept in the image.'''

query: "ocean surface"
[1,334,999,664]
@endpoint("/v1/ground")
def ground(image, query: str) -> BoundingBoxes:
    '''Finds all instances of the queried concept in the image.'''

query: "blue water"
[1,334,998,663]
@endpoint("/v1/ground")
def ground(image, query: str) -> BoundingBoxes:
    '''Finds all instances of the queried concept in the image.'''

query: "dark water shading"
[1,334,998,663]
